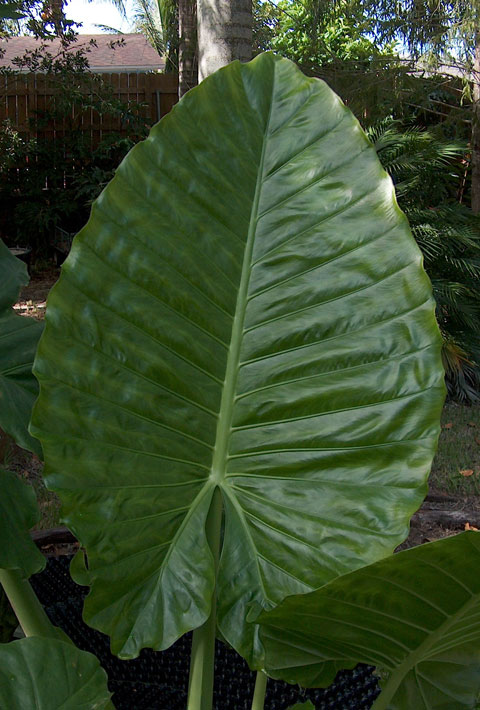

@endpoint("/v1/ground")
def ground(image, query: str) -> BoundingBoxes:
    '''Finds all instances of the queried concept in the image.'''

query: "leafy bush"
[0,35,149,254]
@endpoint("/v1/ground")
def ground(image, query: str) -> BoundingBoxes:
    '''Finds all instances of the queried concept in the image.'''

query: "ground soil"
[9,265,480,553]
[13,265,60,321]
[398,489,480,550]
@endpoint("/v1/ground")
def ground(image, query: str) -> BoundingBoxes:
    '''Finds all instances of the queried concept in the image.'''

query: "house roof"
[0,33,165,72]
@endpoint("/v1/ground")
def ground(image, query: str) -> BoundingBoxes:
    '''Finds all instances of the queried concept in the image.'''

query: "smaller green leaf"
[0,312,44,455]
[0,637,113,709]
[287,702,315,710]
[0,240,28,312]
[258,532,480,709]
[0,240,43,456]
[0,468,45,577]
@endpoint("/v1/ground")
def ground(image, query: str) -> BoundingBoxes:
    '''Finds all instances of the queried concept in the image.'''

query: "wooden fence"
[0,71,178,143]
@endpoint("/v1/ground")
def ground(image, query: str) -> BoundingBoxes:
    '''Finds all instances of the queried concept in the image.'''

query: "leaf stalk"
[187,486,223,710]
[251,671,268,710]
[0,568,55,638]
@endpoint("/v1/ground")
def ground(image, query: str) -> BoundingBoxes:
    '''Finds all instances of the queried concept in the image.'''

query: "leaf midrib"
[209,66,276,486]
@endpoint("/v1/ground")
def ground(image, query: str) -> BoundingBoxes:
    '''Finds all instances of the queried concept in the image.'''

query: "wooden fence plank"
[0,71,178,144]
[0,75,8,124]
[24,74,35,136]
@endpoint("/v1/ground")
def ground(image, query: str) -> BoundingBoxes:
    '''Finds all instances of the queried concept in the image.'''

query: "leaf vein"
[231,384,438,431]
[245,260,416,333]
[239,298,433,367]
[80,240,230,350]
[258,142,370,220]
[235,343,432,401]
[247,222,398,302]
[93,203,234,318]
[62,278,224,385]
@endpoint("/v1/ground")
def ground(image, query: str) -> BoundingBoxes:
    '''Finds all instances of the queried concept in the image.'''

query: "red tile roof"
[0,33,165,72]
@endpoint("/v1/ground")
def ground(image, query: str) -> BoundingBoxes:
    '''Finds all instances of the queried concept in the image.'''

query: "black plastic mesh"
[30,557,380,710]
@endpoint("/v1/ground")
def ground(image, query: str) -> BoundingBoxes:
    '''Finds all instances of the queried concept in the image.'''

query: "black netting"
[30,557,380,710]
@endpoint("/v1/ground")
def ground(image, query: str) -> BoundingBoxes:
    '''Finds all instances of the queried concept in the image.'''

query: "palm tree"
[134,0,253,92]
[130,0,197,96]
[197,0,252,80]
[134,0,197,95]
[178,0,197,95]
[131,0,164,57]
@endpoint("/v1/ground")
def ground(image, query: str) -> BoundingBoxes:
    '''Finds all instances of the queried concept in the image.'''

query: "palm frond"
[131,0,165,57]
[157,0,178,71]
[94,24,123,33]
[442,339,480,403]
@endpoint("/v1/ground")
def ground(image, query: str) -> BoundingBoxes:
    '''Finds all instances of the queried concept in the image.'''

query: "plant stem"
[369,667,416,710]
[251,671,268,710]
[370,689,393,710]
[0,568,55,638]
[187,486,223,710]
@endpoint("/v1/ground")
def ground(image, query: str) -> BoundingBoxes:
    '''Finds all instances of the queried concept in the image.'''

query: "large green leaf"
[0,637,113,709]
[0,239,43,456]
[31,52,444,661]
[258,532,480,709]
[0,468,45,577]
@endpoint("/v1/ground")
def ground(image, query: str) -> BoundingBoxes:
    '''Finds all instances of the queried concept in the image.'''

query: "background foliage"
[0,21,150,253]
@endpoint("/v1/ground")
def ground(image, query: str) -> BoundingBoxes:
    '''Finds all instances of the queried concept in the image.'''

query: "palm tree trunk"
[178,0,198,97]
[472,33,480,214]
[197,0,252,81]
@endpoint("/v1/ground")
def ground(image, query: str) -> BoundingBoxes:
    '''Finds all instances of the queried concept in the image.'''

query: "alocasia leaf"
[31,52,444,661]
[0,468,45,577]
[0,239,43,456]
[0,637,113,709]
[287,703,315,709]
[257,532,480,709]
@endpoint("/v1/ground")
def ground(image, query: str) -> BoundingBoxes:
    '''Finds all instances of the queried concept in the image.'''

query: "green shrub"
[0,36,149,254]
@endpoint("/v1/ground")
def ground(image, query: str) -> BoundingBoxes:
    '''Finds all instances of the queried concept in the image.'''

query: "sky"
[64,0,136,34]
